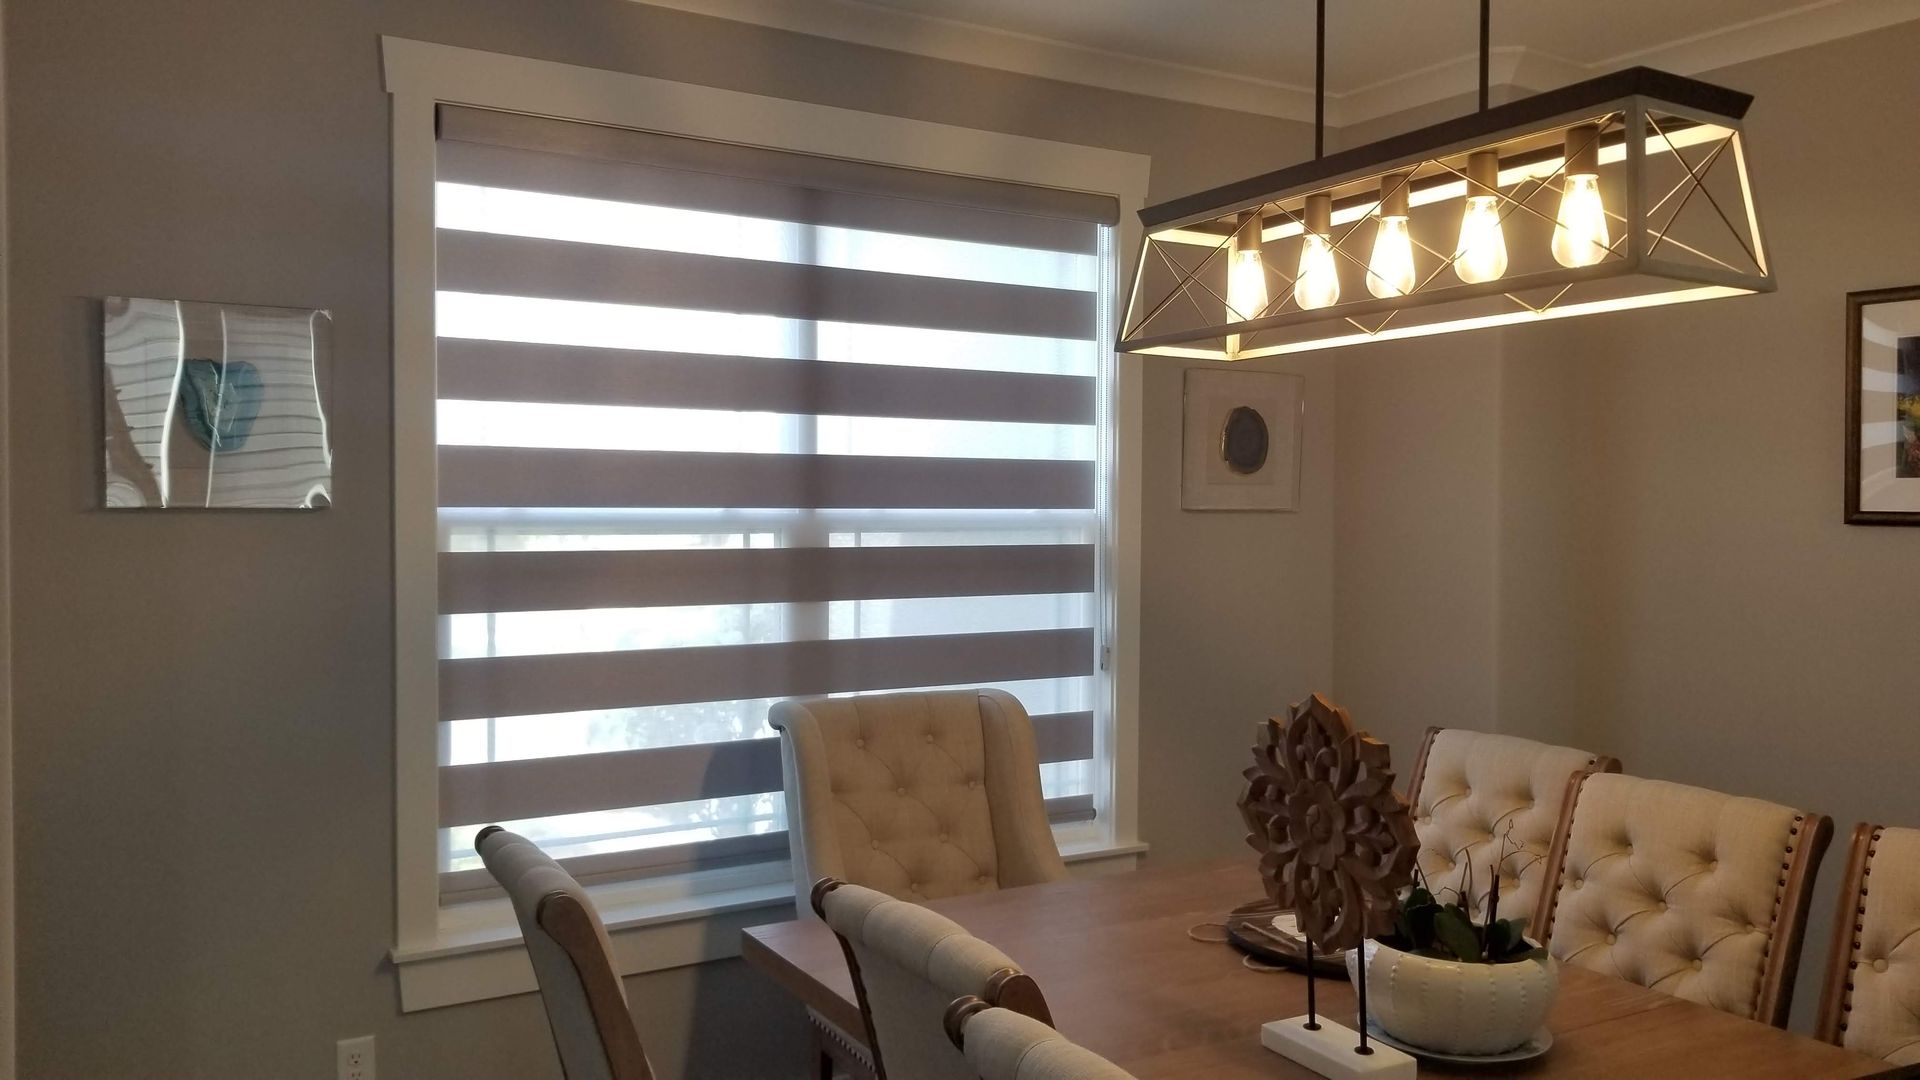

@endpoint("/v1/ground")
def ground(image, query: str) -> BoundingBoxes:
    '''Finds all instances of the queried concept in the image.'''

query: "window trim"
[383,36,1151,1006]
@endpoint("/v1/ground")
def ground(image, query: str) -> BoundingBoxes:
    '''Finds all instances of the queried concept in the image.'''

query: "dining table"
[741,858,1912,1078]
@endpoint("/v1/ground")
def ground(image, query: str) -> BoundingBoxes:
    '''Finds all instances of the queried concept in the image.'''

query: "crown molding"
[632,0,1322,121]
[1594,0,1920,75]
[630,0,1920,126]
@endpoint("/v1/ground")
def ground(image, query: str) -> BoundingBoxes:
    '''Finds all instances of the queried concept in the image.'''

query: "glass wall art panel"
[102,296,333,509]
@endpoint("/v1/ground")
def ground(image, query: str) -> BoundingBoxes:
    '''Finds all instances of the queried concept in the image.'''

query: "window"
[424,106,1120,902]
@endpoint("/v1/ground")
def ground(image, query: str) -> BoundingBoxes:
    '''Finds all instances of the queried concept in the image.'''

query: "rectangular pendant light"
[1118,67,1773,360]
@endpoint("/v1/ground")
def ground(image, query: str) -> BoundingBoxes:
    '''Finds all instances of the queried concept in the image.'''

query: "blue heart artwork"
[177,358,264,452]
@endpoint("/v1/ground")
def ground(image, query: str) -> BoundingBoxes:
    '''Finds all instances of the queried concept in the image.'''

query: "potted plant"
[1344,844,1559,1056]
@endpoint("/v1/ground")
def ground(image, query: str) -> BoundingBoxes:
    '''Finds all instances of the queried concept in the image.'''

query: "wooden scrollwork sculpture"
[1237,692,1419,953]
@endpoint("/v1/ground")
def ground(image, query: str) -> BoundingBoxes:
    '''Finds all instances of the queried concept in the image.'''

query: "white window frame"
[383,36,1149,1011]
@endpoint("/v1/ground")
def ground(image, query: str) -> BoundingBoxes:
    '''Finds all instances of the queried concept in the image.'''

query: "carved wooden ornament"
[1237,693,1419,953]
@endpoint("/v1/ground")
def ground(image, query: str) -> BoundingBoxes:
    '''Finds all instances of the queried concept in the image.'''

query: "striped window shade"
[431,105,1119,899]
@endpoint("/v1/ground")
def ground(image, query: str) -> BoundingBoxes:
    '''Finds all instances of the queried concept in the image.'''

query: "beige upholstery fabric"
[1545,774,1809,1021]
[1834,827,1920,1065]
[960,1006,1135,1080]
[479,827,649,1080]
[1411,729,1605,931]
[821,882,1034,1080]
[771,689,1068,907]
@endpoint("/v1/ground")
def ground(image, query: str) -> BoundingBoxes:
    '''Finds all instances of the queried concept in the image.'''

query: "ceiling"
[636,0,1920,123]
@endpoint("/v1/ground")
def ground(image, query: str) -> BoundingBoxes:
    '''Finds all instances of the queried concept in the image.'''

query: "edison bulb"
[1453,195,1509,283]
[1366,215,1417,298]
[1227,248,1268,321]
[1551,173,1609,268]
[1294,233,1340,310]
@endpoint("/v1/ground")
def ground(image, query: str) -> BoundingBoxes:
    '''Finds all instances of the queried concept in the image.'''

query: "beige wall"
[1331,334,1503,759]
[17,0,1904,1071]
[1332,22,1920,1029]
[4,1,1319,1077]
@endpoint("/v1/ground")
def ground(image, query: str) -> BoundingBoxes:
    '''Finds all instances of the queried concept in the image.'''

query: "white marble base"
[1260,1017,1417,1079]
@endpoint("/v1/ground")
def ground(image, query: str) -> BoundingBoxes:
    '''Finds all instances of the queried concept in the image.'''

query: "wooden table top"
[741,859,1908,1078]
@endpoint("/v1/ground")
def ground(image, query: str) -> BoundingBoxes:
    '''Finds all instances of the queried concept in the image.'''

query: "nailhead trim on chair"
[1752,814,1803,1018]
[1837,827,1885,1036]
[1541,773,1592,941]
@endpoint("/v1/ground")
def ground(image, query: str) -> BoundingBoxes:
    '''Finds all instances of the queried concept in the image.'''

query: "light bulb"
[1227,238,1267,321]
[1454,197,1508,283]
[1294,193,1340,311]
[1551,125,1609,268]
[1454,151,1508,284]
[1225,211,1267,358]
[1367,217,1416,298]
[1365,174,1416,299]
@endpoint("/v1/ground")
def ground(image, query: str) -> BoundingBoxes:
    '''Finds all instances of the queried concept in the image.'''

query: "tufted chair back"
[770,689,1069,908]
[1539,773,1832,1027]
[1405,727,1618,934]
[477,827,655,1080]
[945,999,1136,1080]
[1817,824,1920,1065]
[815,879,1053,1080]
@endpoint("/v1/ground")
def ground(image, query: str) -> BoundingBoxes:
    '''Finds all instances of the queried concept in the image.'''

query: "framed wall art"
[1181,367,1304,511]
[102,296,333,510]
[1846,286,1920,525]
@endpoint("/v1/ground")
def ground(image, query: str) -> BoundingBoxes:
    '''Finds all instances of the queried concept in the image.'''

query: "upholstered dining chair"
[770,689,1069,907]
[1404,727,1619,932]
[477,826,655,1080]
[772,690,1069,1080]
[815,878,1053,1080]
[1536,773,1832,1027]
[1816,824,1920,1066]
[944,999,1135,1080]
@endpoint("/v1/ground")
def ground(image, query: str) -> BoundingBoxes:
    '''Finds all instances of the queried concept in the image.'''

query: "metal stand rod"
[1313,0,1326,159]
[1354,941,1373,1055]
[1478,0,1491,112]
[1303,935,1320,1030]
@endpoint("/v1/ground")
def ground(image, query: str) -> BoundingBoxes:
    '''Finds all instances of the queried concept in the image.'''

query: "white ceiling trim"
[1593,0,1920,74]
[632,0,1920,125]
[633,0,1321,121]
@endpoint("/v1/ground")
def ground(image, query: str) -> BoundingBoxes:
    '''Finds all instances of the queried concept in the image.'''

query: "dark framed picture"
[1846,286,1920,525]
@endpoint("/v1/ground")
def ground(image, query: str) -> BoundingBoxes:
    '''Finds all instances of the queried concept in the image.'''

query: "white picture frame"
[1181,367,1303,512]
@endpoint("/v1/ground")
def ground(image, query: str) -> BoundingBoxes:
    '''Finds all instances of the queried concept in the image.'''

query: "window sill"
[391,838,1150,1012]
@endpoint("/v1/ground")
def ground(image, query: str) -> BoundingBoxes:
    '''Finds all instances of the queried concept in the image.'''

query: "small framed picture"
[1846,286,1920,525]
[1182,367,1304,511]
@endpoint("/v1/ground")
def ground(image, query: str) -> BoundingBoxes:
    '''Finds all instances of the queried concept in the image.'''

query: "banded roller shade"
[433,106,1118,899]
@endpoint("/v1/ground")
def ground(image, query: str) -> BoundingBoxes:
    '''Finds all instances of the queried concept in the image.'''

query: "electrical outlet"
[337,1035,376,1080]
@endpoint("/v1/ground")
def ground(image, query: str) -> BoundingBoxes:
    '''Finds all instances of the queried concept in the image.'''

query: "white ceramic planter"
[1345,937,1558,1056]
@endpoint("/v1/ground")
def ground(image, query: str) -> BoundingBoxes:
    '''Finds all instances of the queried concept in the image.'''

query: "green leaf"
[1486,918,1515,958]
[1432,907,1484,962]
[1489,919,1541,960]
